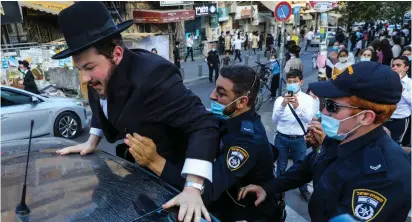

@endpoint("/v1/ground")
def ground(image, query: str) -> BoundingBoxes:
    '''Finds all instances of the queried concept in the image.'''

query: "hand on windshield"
[56,142,96,155]
[163,179,211,222]
[125,133,161,167]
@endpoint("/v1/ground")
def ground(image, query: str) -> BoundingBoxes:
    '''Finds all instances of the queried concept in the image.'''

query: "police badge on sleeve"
[352,189,387,221]
[226,146,249,171]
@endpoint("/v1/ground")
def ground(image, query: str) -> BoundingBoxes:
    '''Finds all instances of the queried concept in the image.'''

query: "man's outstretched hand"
[163,185,210,222]
[237,184,267,207]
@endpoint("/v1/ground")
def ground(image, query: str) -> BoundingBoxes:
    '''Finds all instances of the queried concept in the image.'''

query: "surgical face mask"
[210,96,244,120]
[212,48,216,51]
[407,56,412,61]
[360,57,371,62]
[270,59,276,62]
[339,57,348,63]
[286,83,300,93]
[316,111,365,141]
[332,46,339,51]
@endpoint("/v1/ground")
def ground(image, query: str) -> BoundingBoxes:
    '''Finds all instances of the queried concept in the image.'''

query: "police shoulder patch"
[352,189,387,221]
[226,146,249,171]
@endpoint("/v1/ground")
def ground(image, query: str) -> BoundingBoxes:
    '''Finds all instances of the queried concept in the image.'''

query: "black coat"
[23,70,40,94]
[89,48,219,165]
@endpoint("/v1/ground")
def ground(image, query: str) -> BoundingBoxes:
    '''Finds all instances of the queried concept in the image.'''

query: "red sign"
[133,9,195,23]
[309,1,337,12]
[274,1,292,22]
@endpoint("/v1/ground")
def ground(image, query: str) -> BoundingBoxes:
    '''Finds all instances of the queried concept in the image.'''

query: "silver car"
[1,86,90,141]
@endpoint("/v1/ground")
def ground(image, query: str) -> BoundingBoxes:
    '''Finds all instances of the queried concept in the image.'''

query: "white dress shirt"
[233,38,245,50]
[306,31,314,40]
[90,98,213,182]
[272,91,314,136]
[391,76,412,119]
[186,37,193,48]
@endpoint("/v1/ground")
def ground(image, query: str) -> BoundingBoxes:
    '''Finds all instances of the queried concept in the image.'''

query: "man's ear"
[112,46,124,65]
[360,110,376,125]
[237,96,249,109]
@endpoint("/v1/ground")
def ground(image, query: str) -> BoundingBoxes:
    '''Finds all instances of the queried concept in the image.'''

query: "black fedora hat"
[52,1,133,60]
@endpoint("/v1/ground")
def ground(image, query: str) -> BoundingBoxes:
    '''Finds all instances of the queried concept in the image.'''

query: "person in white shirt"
[272,69,314,202]
[305,29,315,51]
[184,34,194,62]
[384,56,411,144]
[232,34,245,62]
[391,36,402,58]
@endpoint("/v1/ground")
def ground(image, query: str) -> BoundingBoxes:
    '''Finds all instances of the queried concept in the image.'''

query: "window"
[1,90,31,107]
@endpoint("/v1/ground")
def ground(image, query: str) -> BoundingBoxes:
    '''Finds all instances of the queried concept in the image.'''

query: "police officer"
[125,65,284,221]
[207,44,220,83]
[238,62,411,221]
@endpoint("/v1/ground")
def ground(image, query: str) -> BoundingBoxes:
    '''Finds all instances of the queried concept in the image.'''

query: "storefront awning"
[20,1,73,15]
[301,14,313,20]
[133,9,195,23]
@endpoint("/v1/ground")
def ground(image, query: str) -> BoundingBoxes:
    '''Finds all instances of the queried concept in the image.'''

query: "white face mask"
[339,57,348,63]
[360,57,371,62]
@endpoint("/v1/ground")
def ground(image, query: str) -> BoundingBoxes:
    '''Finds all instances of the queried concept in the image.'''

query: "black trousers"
[271,74,280,97]
[384,117,410,144]
[234,49,242,62]
[402,116,411,146]
[208,63,219,82]
[219,44,225,55]
[184,47,193,61]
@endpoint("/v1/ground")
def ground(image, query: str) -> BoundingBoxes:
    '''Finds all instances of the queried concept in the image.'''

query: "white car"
[1,86,90,141]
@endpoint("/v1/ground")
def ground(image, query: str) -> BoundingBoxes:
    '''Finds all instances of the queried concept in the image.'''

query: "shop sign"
[194,3,217,17]
[218,8,229,22]
[160,1,193,6]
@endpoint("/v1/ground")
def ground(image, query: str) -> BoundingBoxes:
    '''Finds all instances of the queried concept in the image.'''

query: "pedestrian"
[239,62,411,222]
[207,44,220,83]
[252,31,259,54]
[53,2,219,221]
[400,32,406,47]
[18,60,40,94]
[244,32,249,50]
[151,48,158,54]
[401,46,412,77]
[349,31,357,51]
[125,65,285,221]
[173,41,181,69]
[271,69,314,202]
[333,49,353,76]
[332,41,339,52]
[221,51,231,67]
[299,27,305,43]
[232,33,245,63]
[381,39,393,66]
[338,43,355,64]
[305,29,315,51]
[284,45,303,73]
[269,55,280,99]
[184,34,194,62]
[218,31,225,55]
[369,39,383,64]
[258,32,264,51]
[384,56,411,144]
[358,48,377,62]
[225,31,232,54]
[391,36,402,58]
[265,33,274,57]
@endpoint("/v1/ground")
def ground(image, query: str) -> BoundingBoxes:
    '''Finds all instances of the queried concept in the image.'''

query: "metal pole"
[278,21,285,97]
[249,1,252,56]
[180,68,185,80]
[256,53,260,63]
[198,64,202,77]
[245,55,249,66]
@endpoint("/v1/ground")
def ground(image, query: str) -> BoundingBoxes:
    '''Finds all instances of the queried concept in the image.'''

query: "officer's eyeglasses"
[324,99,359,113]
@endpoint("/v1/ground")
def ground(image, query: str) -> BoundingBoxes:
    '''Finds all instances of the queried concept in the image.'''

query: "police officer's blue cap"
[309,62,402,105]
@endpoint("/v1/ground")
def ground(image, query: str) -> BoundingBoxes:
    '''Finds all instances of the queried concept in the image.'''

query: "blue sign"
[2,58,8,69]
[274,1,292,21]
[293,6,301,15]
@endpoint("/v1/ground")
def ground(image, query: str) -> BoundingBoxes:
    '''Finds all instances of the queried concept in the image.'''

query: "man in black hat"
[53,2,219,221]
[238,62,411,221]
[18,60,40,94]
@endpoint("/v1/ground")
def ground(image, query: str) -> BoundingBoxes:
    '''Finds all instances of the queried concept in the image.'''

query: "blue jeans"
[275,133,308,193]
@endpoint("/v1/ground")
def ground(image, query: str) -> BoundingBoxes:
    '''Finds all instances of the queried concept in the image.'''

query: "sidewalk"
[180,49,270,83]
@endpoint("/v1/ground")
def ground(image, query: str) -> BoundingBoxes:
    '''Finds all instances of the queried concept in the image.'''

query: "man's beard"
[223,102,237,117]
[91,60,117,99]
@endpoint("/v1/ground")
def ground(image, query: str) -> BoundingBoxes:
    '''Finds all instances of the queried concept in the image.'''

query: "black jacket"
[207,50,220,65]
[89,48,219,167]
[23,70,40,94]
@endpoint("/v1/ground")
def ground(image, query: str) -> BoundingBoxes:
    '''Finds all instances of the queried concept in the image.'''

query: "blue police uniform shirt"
[262,126,411,221]
[160,110,275,220]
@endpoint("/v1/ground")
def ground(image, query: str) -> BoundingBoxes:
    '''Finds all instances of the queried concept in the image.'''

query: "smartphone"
[288,91,293,96]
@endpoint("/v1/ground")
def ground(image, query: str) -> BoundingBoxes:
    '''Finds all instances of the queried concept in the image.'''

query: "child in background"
[221,51,231,67]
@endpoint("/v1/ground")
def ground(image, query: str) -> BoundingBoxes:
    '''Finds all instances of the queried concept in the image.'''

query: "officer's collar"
[336,126,386,158]
[225,109,255,133]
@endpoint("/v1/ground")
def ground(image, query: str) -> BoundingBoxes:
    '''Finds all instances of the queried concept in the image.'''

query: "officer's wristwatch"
[184,181,205,195]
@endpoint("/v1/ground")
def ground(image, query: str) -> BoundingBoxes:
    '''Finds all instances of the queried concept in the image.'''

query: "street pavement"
[73,45,321,221]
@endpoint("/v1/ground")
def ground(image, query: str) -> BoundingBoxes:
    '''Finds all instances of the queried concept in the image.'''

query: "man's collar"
[336,126,386,158]
[225,109,255,133]
[24,69,28,74]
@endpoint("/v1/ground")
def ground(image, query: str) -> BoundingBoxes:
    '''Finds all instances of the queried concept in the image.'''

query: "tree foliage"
[335,1,410,29]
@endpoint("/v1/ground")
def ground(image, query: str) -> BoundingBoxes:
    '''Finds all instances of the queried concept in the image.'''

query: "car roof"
[1,137,186,222]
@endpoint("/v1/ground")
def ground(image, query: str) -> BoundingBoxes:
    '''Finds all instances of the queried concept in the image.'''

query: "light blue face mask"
[332,46,339,51]
[316,111,365,141]
[210,95,245,120]
[286,83,300,93]
[407,56,412,61]
[360,57,371,62]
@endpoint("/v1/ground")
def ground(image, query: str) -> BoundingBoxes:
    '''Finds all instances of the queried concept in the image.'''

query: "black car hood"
[1,138,187,222]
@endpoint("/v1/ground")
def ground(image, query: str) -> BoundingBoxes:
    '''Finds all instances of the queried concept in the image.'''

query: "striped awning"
[20,1,73,15]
